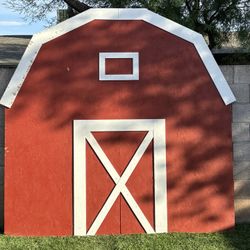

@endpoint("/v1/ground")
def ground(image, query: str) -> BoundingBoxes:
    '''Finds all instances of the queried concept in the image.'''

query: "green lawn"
[0,224,249,250]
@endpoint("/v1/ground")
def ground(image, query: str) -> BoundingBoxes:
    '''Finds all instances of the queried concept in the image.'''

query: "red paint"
[86,132,151,234]
[105,58,133,75]
[5,20,234,236]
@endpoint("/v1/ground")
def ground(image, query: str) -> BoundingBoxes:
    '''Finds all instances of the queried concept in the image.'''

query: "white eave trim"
[0,8,236,108]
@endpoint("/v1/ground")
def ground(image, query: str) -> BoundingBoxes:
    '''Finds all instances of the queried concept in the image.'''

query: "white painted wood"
[153,119,168,233]
[99,52,139,81]
[193,36,236,105]
[118,8,198,42]
[86,132,154,233]
[86,133,120,183]
[77,119,156,132]
[0,8,235,108]
[73,120,87,236]
[73,119,167,236]
[86,131,154,235]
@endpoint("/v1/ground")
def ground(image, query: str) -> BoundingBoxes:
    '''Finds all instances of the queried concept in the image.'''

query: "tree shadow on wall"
[1,19,247,244]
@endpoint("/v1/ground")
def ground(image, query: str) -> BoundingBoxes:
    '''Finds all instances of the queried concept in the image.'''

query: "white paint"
[73,119,168,236]
[153,119,168,232]
[73,120,87,236]
[0,8,235,107]
[192,36,235,105]
[99,52,139,81]
[87,131,153,235]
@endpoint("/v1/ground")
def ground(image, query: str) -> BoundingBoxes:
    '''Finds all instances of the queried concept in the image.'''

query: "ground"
[0,224,249,250]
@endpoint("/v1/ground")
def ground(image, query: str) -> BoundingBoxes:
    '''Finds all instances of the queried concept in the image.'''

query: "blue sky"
[0,0,54,35]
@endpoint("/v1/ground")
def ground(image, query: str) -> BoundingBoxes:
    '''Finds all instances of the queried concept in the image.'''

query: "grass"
[0,224,249,250]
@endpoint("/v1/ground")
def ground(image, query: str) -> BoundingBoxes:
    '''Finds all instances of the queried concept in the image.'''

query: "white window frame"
[99,52,139,81]
[73,119,167,236]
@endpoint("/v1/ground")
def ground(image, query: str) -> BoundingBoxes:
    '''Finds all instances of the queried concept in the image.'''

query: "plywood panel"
[5,20,234,235]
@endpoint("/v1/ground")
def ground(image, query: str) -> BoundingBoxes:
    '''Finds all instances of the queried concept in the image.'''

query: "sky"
[0,0,54,35]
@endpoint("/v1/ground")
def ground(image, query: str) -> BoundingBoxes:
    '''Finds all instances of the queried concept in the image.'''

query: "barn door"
[73,119,167,236]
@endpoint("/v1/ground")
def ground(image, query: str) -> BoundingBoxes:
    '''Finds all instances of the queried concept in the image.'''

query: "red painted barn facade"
[0,9,236,236]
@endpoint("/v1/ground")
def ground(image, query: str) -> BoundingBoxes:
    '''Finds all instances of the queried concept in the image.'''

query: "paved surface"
[0,36,31,66]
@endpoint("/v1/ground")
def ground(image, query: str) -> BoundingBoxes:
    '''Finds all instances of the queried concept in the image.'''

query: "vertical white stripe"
[73,121,87,235]
[153,120,168,233]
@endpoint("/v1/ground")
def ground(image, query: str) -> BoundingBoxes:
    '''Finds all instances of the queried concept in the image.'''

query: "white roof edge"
[0,8,236,108]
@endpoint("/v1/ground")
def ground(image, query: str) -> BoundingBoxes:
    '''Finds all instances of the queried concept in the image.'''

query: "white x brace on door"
[73,119,167,236]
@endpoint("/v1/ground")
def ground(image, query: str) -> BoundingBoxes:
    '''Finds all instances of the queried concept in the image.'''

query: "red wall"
[4,20,234,235]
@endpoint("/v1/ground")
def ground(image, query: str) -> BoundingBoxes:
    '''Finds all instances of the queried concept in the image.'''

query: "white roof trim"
[0,8,236,108]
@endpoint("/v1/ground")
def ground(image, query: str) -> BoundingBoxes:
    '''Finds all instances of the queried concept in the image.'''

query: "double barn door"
[73,119,167,235]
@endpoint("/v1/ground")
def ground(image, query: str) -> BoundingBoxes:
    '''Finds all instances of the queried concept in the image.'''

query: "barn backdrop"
[0,8,236,236]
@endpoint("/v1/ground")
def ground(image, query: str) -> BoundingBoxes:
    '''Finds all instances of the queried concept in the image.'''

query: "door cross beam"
[73,119,167,236]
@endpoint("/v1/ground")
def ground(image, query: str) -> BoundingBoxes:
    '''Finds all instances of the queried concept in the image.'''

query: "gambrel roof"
[0,8,236,107]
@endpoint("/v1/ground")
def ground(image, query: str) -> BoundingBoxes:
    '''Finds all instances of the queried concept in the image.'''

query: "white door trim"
[73,119,167,236]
